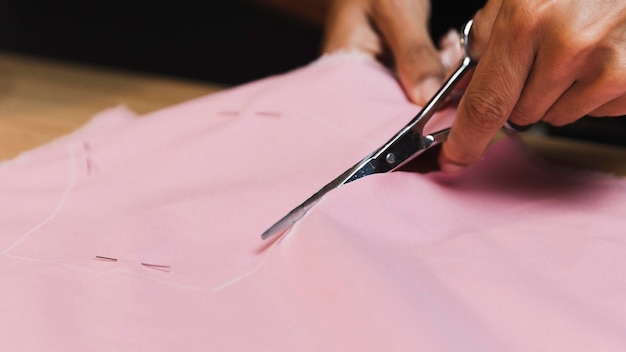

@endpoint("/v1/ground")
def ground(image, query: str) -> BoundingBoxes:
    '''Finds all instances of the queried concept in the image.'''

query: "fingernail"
[446,29,461,47]
[439,29,460,50]
[415,77,442,104]
[440,35,464,70]
[440,162,465,173]
[440,46,455,70]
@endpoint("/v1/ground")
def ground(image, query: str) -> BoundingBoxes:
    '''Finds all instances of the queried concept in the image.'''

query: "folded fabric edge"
[0,105,138,172]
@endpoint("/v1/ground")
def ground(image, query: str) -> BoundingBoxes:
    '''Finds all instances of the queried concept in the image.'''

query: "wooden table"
[0,51,223,160]
[1,50,625,176]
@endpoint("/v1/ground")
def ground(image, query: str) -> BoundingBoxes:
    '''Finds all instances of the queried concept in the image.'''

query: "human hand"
[322,0,465,105]
[440,0,626,171]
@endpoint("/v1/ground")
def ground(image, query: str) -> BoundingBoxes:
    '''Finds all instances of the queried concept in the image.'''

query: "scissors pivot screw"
[385,153,396,164]
[260,20,477,241]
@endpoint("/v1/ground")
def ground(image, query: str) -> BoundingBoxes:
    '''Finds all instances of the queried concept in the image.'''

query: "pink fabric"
[1,52,625,351]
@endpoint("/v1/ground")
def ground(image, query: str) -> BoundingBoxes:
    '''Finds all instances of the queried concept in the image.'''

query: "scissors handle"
[368,20,477,173]
[411,19,476,133]
[260,20,477,241]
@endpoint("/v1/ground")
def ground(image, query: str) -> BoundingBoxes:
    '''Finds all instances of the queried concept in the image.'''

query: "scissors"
[261,20,477,240]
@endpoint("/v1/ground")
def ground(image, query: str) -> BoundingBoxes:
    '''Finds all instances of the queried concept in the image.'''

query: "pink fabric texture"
[1,52,625,351]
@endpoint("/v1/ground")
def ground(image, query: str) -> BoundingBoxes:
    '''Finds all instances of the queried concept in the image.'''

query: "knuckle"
[463,90,510,131]
[549,24,602,64]
[398,43,443,80]
[563,33,597,58]
[498,1,561,40]
[499,2,540,33]
[470,9,495,57]
[593,70,619,92]
[402,42,438,64]
[587,50,625,88]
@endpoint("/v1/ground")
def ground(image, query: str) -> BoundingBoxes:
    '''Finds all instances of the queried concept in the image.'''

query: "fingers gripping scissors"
[261,20,477,240]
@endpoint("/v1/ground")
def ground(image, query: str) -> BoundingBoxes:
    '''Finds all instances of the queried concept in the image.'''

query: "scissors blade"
[260,20,476,241]
[260,128,437,240]
[260,156,374,240]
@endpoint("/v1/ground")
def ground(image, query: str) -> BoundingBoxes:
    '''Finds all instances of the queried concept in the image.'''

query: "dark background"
[0,1,481,84]
[0,1,622,145]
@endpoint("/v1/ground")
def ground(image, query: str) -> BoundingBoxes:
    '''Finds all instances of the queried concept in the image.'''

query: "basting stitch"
[94,256,118,262]
[254,111,281,118]
[94,256,171,273]
[141,262,171,272]
[86,157,94,174]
